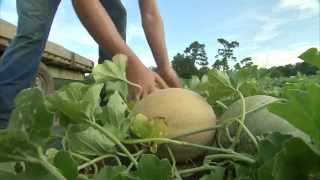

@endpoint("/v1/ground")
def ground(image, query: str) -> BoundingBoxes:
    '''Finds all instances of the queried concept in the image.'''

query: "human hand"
[127,60,168,100]
[157,67,181,88]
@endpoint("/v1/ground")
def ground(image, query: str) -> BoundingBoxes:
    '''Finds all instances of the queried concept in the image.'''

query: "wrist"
[157,65,171,73]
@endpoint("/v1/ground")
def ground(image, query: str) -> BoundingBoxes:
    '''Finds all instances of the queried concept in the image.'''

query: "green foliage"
[1,49,320,180]
[298,48,320,69]
[269,84,320,145]
[94,166,135,180]
[65,126,115,156]
[136,154,172,180]
[53,151,78,180]
[172,41,209,79]
[47,83,103,124]
[92,54,129,100]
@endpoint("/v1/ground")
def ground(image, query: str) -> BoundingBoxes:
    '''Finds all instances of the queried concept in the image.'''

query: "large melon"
[132,88,216,162]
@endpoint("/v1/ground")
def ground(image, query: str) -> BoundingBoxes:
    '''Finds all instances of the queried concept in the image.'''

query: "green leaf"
[200,69,236,103]
[257,134,320,180]
[96,91,130,140]
[269,84,320,144]
[0,129,36,162]
[0,164,57,180]
[256,133,293,180]
[1,163,57,180]
[65,126,115,156]
[103,81,128,101]
[0,162,17,174]
[8,88,53,145]
[220,95,279,122]
[94,166,137,180]
[258,133,293,163]
[241,108,309,150]
[92,54,128,83]
[48,83,103,124]
[53,151,78,180]
[199,166,225,180]
[0,171,18,180]
[298,48,320,69]
[137,154,171,180]
[273,138,320,180]
[130,114,168,139]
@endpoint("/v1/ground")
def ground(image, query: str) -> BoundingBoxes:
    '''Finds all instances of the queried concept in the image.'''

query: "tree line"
[169,39,318,79]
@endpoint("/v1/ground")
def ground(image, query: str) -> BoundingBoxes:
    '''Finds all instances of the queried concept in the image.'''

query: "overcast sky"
[0,0,319,68]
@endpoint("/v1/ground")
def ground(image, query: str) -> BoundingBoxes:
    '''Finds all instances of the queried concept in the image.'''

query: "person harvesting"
[0,0,180,129]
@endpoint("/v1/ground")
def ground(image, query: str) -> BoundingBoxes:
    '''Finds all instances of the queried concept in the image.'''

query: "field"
[0,48,319,180]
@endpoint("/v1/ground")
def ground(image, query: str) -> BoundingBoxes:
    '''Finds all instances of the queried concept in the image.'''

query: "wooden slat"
[0,19,94,73]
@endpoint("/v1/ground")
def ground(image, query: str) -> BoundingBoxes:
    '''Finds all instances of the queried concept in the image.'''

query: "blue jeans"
[0,0,127,129]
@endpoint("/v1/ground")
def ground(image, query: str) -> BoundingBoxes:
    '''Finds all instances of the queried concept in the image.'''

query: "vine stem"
[172,125,222,139]
[37,147,67,180]
[205,154,255,164]
[123,79,143,99]
[78,154,121,171]
[230,90,246,149]
[70,152,98,174]
[178,165,216,175]
[87,121,138,166]
[124,79,142,93]
[126,149,145,173]
[235,118,260,151]
[122,138,255,164]
[116,149,145,158]
[166,146,182,180]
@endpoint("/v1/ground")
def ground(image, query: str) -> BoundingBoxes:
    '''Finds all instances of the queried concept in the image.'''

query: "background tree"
[184,41,209,67]
[234,57,254,70]
[212,38,239,71]
[172,41,209,78]
[171,53,198,79]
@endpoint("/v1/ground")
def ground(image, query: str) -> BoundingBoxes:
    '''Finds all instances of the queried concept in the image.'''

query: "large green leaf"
[269,84,320,144]
[272,138,320,180]
[53,151,78,180]
[0,130,36,162]
[256,133,320,180]
[48,83,103,124]
[92,54,128,83]
[136,154,171,180]
[94,166,137,180]
[92,54,130,101]
[95,92,130,140]
[9,88,53,145]
[65,126,115,156]
[298,48,320,69]
[0,163,57,180]
[220,95,279,122]
[0,162,16,174]
[200,69,236,103]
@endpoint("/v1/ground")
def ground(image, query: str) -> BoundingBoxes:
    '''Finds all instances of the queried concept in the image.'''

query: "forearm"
[72,0,141,66]
[139,1,170,70]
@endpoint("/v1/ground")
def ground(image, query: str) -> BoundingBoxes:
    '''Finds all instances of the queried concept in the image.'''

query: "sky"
[0,0,319,68]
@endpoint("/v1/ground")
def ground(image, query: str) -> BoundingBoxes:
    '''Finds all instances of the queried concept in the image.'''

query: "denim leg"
[0,0,61,129]
[99,0,127,64]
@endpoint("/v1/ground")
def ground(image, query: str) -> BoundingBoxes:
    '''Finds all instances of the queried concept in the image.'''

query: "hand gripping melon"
[132,88,216,162]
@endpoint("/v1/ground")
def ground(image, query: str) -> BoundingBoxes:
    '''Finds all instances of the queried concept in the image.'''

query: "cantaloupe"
[131,88,216,162]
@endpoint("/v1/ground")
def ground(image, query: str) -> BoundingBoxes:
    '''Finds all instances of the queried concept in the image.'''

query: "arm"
[139,0,180,87]
[72,0,166,99]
